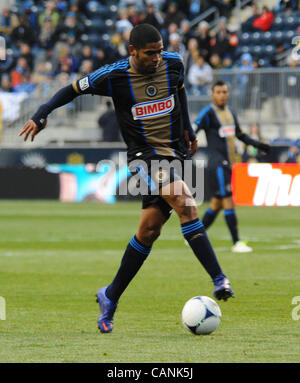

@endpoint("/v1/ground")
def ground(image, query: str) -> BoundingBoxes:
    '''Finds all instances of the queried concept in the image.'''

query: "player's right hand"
[18,119,47,142]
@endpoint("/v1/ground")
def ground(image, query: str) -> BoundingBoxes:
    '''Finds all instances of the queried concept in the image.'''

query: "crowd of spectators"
[0,0,299,98]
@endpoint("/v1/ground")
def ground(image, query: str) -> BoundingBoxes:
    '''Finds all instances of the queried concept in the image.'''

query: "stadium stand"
[0,0,300,148]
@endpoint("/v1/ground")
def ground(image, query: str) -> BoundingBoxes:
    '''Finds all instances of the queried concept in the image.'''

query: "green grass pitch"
[0,200,299,363]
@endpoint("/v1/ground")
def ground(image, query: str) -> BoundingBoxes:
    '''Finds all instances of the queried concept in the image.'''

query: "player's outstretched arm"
[18,84,79,142]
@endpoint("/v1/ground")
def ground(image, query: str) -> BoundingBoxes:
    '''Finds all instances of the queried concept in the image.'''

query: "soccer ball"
[181,296,222,335]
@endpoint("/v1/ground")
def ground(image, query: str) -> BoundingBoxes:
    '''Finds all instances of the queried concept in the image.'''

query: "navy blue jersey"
[73,52,188,161]
[194,104,245,166]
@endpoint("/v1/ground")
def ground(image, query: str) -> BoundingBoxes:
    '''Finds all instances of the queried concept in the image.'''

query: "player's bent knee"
[139,225,162,246]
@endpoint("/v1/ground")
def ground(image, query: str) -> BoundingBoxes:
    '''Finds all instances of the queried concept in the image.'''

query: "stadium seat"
[257,58,270,67]
[251,31,263,45]
[85,18,107,34]
[273,31,284,43]
[283,30,297,45]
[80,33,105,48]
[262,31,273,44]
[239,32,251,46]
[295,138,300,147]
[284,16,299,30]
[271,138,294,146]
[263,45,276,57]
[251,45,263,57]
[271,16,284,31]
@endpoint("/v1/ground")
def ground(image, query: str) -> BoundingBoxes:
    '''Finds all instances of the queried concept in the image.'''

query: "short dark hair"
[129,23,162,49]
[212,80,228,90]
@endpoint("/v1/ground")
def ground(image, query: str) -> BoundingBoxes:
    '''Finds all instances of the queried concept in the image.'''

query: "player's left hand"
[258,143,271,154]
[184,130,198,157]
[18,119,47,142]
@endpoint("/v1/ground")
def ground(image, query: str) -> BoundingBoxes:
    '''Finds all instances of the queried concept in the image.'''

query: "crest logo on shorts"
[146,84,157,97]
[155,169,169,183]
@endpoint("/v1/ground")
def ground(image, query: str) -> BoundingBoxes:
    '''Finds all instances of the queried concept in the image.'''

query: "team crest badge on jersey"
[79,77,89,91]
[131,95,175,120]
[146,84,157,97]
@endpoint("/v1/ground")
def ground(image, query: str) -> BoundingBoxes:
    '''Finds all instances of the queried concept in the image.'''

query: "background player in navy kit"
[194,80,270,253]
[19,25,234,334]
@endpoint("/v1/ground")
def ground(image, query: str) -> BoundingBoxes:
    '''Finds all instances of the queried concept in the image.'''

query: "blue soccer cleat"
[213,273,234,301]
[95,286,118,333]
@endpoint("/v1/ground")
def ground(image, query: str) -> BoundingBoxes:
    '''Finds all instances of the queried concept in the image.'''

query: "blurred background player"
[193,80,271,253]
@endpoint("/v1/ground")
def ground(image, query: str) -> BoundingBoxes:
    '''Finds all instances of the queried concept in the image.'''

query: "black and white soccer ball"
[182,296,222,335]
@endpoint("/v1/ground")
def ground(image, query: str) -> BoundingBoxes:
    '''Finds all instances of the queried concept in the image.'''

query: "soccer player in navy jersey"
[194,80,270,253]
[19,24,234,333]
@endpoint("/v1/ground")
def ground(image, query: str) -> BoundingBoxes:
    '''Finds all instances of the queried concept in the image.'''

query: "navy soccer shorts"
[207,163,232,199]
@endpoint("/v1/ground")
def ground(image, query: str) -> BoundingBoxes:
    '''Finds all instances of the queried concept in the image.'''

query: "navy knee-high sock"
[105,235,152,303]
[202,208,218,229]
[181,218,223,280]
[224,209,239,244]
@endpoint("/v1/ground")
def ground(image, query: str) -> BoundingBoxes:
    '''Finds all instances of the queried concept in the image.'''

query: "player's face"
[130,41,163,74]
[211,85,230,107]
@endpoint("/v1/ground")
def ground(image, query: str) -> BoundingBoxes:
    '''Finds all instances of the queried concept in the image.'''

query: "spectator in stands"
[250,6,274,32]
[32,62,55,96]
[0,74,12,93]
[0,50,15,74]
[283,55,300,120]
[187,54,213,95]
[55,11,85,44]
[38,0,61,29]
[65,30,82,57]
[13,71,36,94]
[196,21,211,61]
[115,29,131,58]
[10,57,31,90]
[189,0,209,20]
[11,15,35,47]
[285,142,300,163]
[36,46,57,76]
[236,52,254,107]
[162,2,185,30]
[98,100,121,142]
[116,8,134,33]
[241,3,260,32]
[270,42,287,67]
[210,17,232,59]
[142,3,163,30]
[183,37,199,82]
[31,62,51,85]
[93,47,117,68]
[55,43,79,75]
[24,3,39,31]
[127,5,142,26]
[119,0,144,9]
[19,42,34,72]
[38,17,57,49]
[209,53,222,69]
[276,0,300,12]
[79,59,94,76]
[180,19,196,48]
[162,0,190,19]
[0,7,19,36]
[78,45,97,71]
[167,32,186,56]
[221,54,234,84]
[211,0,235,17]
